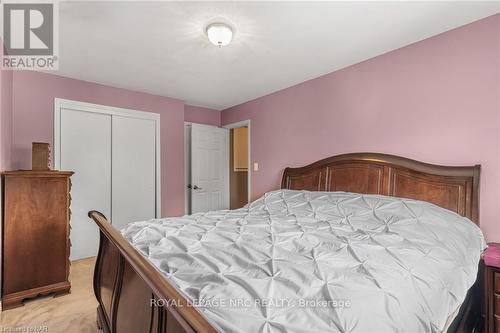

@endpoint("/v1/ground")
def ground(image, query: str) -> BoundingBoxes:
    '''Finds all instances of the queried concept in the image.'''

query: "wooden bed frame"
[88,152,482,333]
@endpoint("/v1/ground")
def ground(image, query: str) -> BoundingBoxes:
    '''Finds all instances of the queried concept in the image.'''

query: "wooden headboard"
[281,153,480,224]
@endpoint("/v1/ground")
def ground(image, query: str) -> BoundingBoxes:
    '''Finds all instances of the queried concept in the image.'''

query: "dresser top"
[1,170,74,177]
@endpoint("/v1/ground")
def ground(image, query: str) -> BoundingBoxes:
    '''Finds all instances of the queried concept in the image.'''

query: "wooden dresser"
[486,263,500,332]
[486,243,500,332]
[1,170,73,310]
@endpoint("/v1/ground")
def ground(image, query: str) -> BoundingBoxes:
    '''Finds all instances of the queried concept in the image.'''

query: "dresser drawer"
[495,315,500,333]
[495,272,500,293]
[495,295,500,316]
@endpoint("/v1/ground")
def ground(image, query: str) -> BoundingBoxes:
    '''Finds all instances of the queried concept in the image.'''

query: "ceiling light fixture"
[206,23,233,47]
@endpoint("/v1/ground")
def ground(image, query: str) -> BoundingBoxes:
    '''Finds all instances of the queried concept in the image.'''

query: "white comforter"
[122,190,486,333]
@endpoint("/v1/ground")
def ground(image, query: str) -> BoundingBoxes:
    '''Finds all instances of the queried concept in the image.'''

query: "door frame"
[53,98,162,217]
[223,120,251,204]
[184,122,192,215]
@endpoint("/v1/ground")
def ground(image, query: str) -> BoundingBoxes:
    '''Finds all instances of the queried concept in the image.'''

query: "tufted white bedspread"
[122,190,486,333]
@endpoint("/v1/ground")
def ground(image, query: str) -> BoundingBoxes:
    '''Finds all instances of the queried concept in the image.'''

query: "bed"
[88,153,485,333]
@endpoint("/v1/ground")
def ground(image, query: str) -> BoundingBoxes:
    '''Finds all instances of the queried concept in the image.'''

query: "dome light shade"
[206,23,233,47]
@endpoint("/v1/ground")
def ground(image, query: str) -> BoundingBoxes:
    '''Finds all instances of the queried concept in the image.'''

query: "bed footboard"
[88,211,216,333]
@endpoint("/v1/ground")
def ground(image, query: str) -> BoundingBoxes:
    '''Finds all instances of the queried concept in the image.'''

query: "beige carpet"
[0,257,99,332]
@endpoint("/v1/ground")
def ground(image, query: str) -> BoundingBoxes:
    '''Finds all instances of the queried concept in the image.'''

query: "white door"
[191,123,229,213]
[112,116,157,229]
[60,108,112,260]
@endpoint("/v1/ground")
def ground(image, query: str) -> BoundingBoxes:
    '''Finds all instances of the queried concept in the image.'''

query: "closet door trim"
[54,98,161,217]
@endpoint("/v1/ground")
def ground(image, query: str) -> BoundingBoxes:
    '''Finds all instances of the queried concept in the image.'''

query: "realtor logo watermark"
[1,1,59,70]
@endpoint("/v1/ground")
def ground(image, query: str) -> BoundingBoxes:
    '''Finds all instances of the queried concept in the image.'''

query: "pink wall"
[0,70,13,172]
[11,71,186,217]
[6,73,220,217]
[184,105,221,126]
[222,14,500,241]
[0,55,13,171]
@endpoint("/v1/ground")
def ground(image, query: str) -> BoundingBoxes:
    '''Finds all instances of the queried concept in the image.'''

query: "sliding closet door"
[60,109,111,260]
[111,116,157,229]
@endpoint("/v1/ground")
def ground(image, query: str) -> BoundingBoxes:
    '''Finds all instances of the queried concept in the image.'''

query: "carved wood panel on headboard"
[281,153,480,224]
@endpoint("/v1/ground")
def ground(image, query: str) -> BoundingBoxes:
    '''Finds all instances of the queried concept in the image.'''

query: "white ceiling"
[56,1,499,110]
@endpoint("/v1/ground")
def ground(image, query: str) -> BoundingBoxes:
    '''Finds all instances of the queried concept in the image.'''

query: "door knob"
[193,185,202,190]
